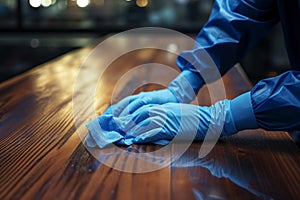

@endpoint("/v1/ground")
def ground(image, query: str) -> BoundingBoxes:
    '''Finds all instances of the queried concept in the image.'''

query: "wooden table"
[0,32,299,200]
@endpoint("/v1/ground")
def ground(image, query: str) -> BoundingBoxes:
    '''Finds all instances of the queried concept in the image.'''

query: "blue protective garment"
[177,0,300,132]
[86,0,300,147]
[251,71,300,131]
[110,70,203,117]
[177,0,299,74]
[86,93,257,148]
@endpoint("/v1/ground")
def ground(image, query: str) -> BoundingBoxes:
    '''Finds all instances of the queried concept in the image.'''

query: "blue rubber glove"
[118,103,217,145]
[125,93,257,145]
[110,70,203,117]
[86,92,258,148]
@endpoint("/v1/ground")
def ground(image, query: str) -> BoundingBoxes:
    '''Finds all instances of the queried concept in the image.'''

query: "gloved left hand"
[86,92,258,148]
[109,70,203,117]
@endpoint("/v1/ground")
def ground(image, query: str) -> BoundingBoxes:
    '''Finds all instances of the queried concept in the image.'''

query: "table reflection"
[171,131,299,200]
[83,128,298,199]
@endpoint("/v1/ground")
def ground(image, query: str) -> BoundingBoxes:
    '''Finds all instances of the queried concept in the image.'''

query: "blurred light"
[57,0,66,9]
[126,0,132,1]
[6,1,15,8]
[29,0,42,8]
[175,0,188,4]
[167,43,178,53]
[41,0,52,7]
[30,39,40,48]
[95,0,104,6]
[52,0,57,5]
[77,0,90,8]
[136,0,148,7]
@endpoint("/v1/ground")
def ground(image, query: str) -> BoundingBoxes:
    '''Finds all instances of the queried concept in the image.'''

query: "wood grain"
[0,33,299,200]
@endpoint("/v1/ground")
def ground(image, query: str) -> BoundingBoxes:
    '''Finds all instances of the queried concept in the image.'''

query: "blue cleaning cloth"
[85,106,170,148]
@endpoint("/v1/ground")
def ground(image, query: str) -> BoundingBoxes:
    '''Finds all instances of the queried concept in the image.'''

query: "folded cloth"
[85,106,169,148]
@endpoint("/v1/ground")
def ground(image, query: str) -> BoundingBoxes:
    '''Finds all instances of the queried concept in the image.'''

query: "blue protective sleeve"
[251,70,300,131]
[177,0,279,78]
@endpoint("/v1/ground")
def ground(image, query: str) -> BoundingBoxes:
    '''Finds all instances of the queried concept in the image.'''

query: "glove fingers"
[114,106,151,132]
[125,118,157,137]
[119,97,148,117]
[112,94,138,117]
[130,115,171,142]
[133,128,169,144]
[113,115,136,132]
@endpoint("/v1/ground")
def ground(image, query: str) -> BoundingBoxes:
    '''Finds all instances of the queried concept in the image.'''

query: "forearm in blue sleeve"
[251,70,300,131]
[177,0,279,80]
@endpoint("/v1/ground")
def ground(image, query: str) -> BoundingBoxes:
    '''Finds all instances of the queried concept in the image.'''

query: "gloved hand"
[86,103,209,147]
[110,70,204,117]
[120,103,214,145]
[86,92,258,148]
[122,101,230,145]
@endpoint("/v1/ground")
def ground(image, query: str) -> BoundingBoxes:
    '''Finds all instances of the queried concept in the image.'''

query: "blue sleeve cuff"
[230,92,258,131]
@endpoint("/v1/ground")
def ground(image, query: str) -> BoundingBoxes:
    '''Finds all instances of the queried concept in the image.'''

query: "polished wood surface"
[0,33,299,200]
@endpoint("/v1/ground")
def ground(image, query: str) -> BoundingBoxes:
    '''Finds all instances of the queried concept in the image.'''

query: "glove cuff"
[168,70,204,103]
[230,92,258,131]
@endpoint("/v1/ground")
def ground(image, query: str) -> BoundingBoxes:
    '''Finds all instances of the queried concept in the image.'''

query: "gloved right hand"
[110,70,204,117]
[86,92,259,148]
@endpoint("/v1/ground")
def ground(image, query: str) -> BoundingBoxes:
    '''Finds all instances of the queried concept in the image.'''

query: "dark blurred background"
[0,0,290,83]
